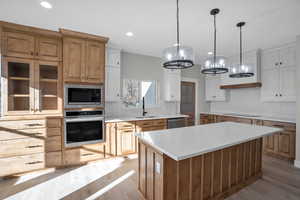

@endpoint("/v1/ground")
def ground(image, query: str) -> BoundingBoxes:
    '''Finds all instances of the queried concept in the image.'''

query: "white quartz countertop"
[200,112,296,124]
[105,114,189,123]
[135,122,282,161]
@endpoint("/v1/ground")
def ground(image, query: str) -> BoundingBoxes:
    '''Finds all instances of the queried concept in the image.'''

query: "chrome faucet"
[142,97,147,116]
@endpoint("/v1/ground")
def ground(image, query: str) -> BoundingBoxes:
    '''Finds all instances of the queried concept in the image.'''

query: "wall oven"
[64,84,104,108]
[64,110,105,147]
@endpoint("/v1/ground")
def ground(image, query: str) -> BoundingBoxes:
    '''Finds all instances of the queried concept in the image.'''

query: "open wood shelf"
[42,94,57,98]
[9,77,30,81]
[9,94,30,97]
[40,78,58,83]
[220,82,262,89]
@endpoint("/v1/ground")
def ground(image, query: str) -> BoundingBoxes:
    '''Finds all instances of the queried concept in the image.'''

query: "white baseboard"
[295,160,300,168]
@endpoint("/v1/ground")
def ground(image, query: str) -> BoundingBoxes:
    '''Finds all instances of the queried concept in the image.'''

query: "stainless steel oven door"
[64,84,104,108]
[64,117,105,148]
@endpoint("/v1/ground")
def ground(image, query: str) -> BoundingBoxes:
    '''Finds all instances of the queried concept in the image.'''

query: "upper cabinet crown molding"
[220,49,262,88]
[59,28,109,43]
[261,44,296,102]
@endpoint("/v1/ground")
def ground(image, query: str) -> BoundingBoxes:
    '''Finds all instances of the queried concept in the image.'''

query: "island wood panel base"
[138,138,263,200]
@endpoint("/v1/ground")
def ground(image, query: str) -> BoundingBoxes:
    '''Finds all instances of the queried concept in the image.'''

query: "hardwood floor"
[0,155,299,200]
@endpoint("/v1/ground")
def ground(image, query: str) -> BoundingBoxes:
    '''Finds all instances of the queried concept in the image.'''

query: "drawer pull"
[27,123,43,127]
[25,161,43,165]
[82,153,93,157]
[26,145,43,148]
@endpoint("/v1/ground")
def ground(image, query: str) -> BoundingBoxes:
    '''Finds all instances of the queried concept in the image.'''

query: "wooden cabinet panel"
[117,129,136,155]
[63,37,85,82]
[85,41,105,83]
[45,136,61,152]
[200,114,216,124]
[36,36,62,61]
[0,127,61,141]
[46,151,62,167]
[105,123,117,157]
[0,153,45,177]
[117,122,136,130]
[3,31,35,58]
[47,118,62,128]
[0,138,45,158]
[63,145,105,166]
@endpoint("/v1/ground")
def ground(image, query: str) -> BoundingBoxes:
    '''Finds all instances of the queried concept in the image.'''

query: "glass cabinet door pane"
[7,61,31,111]
[39,63,59,111]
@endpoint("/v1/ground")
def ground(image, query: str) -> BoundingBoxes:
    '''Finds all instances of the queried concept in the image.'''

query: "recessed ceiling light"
[40,1,52,9]
[126,32,134,37]
[208,51,213,55]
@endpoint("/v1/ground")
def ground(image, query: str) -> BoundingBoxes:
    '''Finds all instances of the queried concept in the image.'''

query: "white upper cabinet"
[106,47,121,67]
[261,44,296,102]
[205,75,226,102]
[164,69,181,102]
[221,49,261,86]
[105,47,121,102]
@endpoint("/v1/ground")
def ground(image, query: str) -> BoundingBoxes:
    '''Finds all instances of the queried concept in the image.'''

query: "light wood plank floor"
[0,155,299,200]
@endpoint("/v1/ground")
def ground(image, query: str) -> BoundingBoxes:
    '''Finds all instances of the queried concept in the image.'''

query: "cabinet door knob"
[279,62,282,65]
[279,94,282,97]
[275,63,278,66]
[275,94,278,97]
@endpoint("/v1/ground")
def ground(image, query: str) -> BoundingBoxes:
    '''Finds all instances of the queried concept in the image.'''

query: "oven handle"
[65,117,104,123]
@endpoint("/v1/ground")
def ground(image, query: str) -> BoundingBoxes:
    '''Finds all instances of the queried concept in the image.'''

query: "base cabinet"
[200,113,296,161]
[0,117,63,177]
[105,119,167,157]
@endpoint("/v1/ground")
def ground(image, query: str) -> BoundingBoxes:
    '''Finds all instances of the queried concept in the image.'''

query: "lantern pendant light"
[162,0,194,69]
[201,8,228,75]
[229,22,254,78]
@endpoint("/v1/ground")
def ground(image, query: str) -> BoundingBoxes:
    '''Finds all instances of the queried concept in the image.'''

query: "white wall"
[210,88,296,118]
[105,52,178,117]
[295,36,300,168]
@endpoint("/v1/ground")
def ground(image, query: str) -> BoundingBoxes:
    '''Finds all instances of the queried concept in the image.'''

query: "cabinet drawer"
[235,118,252,124]
[0,153,45,177]
[0,138,45,158]
[263,121,295,131]
[152,126,166,131]
[47,118,62,128]
[136,120,154,128]
[117,122,135,130]
[46,151,62,167]
[63,146,105,166]
[45,136,61,152]
[0,127,61,141]
[152,119,167,126]
[0,120,47,130]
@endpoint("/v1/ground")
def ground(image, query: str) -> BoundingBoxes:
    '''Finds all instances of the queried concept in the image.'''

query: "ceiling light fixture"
[40,1,53,9]
[162,0,194,69]
[229,22,254,78]
[201,8,228,75]
[126,32,134,37]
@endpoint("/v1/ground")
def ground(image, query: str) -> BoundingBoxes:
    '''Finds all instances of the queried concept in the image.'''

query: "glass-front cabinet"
[3,57,62,115]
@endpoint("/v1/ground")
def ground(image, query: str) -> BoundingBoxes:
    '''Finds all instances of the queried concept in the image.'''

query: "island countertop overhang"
[135,122,282,161]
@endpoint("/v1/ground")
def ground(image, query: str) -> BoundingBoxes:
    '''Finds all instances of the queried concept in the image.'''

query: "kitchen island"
[135,122,282,200]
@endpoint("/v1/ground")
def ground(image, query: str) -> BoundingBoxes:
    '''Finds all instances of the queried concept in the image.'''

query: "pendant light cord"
[213,13,217,66]
[176,0,180,55]
[239,25,242,66]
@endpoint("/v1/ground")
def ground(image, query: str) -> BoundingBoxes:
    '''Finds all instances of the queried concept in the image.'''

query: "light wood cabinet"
[0,117,62,177]
[85,40,105,83]
[61,29,108,84]
[262,120,295,160]
[2,31,35,59]
[200,114,216,124]
[63,37,85,82]
[3,57,62,115]
[2,30,62,61]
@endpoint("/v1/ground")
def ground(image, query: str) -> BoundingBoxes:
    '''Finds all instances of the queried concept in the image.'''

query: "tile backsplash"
[105,101,179,117]
[210,88,296,119]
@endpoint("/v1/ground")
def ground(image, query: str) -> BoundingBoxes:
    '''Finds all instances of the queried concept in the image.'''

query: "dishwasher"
[167,118,186,129]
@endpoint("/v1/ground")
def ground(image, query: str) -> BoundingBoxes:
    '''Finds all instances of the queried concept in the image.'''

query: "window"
[122,79,158,108]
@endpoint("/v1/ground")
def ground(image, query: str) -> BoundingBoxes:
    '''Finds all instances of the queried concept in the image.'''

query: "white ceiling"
[1,0,300,64]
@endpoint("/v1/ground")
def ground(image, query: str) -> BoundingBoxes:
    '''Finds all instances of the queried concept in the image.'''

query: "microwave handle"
[65,117,104,123]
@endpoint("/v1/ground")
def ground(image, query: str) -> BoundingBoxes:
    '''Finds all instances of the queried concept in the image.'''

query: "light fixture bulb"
[126,32,134,37]
[40,1,52,9]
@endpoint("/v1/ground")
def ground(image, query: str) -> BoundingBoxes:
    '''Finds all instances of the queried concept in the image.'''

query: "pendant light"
[229,22,254,78]
[162,0,194,69]
[201,8,228,74]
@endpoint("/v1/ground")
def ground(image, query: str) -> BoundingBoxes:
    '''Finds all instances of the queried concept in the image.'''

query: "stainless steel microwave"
[64,84,104,108]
